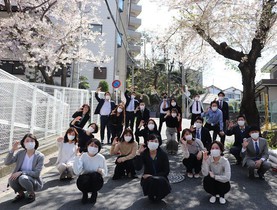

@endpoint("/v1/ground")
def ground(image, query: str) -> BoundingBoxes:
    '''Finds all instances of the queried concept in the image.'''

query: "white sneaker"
[187,173,193,178]
[194,174,200,178]
[216,194,220,198]
[219,197,226,204]
[209,196,216,203]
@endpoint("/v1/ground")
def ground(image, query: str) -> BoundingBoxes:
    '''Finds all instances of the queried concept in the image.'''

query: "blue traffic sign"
[112,80,121,88]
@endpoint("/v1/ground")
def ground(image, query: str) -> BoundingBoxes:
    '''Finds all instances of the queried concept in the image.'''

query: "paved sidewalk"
[0,119,276,210]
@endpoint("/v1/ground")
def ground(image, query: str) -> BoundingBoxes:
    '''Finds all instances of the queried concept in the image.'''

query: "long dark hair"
[120,128,135,143]
[63,127,78,144]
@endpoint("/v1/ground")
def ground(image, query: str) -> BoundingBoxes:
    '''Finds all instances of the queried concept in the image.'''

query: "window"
[88,24,103,34]
[118,0,124,12]
[117,32,123,48]
[0,60,25,75]
[94,67,107,79]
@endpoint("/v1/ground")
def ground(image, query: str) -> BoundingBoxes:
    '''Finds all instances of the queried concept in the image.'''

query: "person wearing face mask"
[202,141,231,205]
[94,87,116,144]
[136,119,162,145]
[71,104,91,128]
[134,101,150,143]
[134,134,171,202]
[56,127,79,180]
[181,129,205,178]
[125,88,140,131]
[225,115,250,165]
[5,134,44,203]
[191,116,212,150]
[241,126,270,180]
[202,101,225,145]
[110,128,138,180]
[164,108,180,154]
[213,92,229,145]
[109,103,126,142]
[73,139,107,204]
[158,93,170,132]
[189,94,204,126]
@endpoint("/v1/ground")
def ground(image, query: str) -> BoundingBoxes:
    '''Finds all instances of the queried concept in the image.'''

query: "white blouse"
[56,142,77,165]
[21,154,34,171]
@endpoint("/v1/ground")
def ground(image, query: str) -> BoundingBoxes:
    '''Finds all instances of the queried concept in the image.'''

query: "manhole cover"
[168,172,185,184]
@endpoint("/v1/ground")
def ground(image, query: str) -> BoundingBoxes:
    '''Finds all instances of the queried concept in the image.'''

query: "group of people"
[4,88,271,206]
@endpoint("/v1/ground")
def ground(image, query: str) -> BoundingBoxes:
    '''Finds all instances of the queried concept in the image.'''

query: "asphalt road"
[0,119,277,210]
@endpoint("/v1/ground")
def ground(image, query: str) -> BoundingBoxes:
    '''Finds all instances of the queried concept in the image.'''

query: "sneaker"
[219,197,226,204]
[216,194,220,198]
[12,194,25,203]
[209,196,216,203]
[194,174,200,178]
[187,173,193,178]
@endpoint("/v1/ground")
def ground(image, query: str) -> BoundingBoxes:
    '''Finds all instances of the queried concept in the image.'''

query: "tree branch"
[192,24,245,62]
[40,0,57,21]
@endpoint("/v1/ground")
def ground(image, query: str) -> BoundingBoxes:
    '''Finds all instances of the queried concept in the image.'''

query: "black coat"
[217,101,229,121]
[70,125,94,152]
[124,90,139,111]
[135,128,162,145]
[193,127,212,150]
[135,108,150,126]
[94,92,116,115]
[71,111,90,128]
[163,105,182,117]
[225,125,250,147]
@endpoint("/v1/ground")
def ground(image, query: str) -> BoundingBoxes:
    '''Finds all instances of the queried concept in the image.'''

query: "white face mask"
[140,105,145,110]
[67,135,75,141]
[171,113,177,118]
[171,102,176,107]
[185,135,193,141]
[148,142,159,151]
[251,132,259,140]
[148,124,155,130]
[131,95,135,99]
[25,142,35,150]
[218,96,224,101]
[195,97,199,101]
[211,107,218,112]
[124,135,132,142]
[88,146,98,155]
[237,120,245,126]
[117,107,123,113]
[87,127,95,133]
[194,122,202,129]
[105,95,111,100]
[210,149,221,157]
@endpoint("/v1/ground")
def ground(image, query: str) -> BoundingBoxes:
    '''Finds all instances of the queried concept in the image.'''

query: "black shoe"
[81,192,88,204]
[90,192,97,204]
[26,193,35,203]
[12,194,25,203]
[257,171,265,180]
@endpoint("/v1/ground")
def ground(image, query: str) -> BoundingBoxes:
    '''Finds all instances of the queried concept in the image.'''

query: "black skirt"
[77,172,104,193]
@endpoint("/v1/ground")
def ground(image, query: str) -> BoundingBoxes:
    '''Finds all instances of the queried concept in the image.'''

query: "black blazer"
[193,127,212,150]
[125,90,139,111]
[135,108,150,125]
[94,92,116,115]
[71,111,90,128]
[217,100,229,121]
[225,125,250,147]
[158,100,170,114]
[134,147,169,178]
[135,128,162,145]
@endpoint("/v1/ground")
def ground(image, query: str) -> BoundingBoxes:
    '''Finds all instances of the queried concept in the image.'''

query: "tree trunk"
[38,66,54,85]
[239,63,260,126]
[61,66,67,87]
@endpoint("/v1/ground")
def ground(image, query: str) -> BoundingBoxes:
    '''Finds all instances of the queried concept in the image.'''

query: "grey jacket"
[4,150,45,190]
[242,137,269,167]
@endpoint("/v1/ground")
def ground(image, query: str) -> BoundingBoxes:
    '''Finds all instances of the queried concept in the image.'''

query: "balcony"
[128,29,141,41]
[128,16,141,30]
[129,44,141,57]
[130,3,142,17]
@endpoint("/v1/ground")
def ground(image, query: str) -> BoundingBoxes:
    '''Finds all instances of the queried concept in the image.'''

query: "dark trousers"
[110,124,123,142]
[204,123,220,142]
[125,111,135,131]
[158,113,166,132]
[230,146,242,163]
[213,121,226,145]
[141,176,171,201]
[100,115,111,143]
[76,172,104,193]
[203,175,230,197]
[191,113,201,125]
[113,157,136,179]
[182,153,202,174]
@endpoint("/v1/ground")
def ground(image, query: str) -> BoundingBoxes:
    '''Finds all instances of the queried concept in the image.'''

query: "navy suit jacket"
[193,127,212,150]
[125,90,139,111]
[225,125,250,147]
[94,92,116,115]
[217,100,229,121]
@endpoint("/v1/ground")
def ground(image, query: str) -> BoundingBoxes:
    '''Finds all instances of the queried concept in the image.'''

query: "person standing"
[242,126,270,180]
[158,93,170,132]
[135,101,150,143]
[225,115,250,165]
[202,141,231,205]
[124,89,139,131]
[73,139,107,204]
[202,101,225,145]
[109,103,125,142]
[213,92,229,145]
[94,87,116,144]
[189,94,204,126]
[71,104,91,128]
[134,134,171,202]
[4,134,45,203]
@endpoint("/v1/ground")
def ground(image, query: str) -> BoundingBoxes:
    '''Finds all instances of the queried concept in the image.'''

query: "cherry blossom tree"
[158,0,277,126]
[0,0,107,86]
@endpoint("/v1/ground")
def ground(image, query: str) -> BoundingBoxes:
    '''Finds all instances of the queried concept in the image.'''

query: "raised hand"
[138,144,146,154]
[12,141,20,152]
[57,137,64,142]
[242,138,249,149]
[202,151,209,161]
